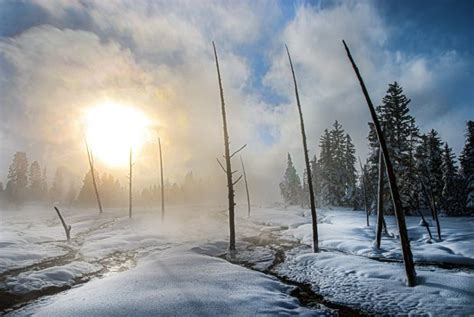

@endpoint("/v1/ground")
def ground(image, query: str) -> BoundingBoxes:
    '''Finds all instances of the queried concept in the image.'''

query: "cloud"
[0,0,470,202]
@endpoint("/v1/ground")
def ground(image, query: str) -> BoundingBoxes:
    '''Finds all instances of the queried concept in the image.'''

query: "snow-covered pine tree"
[319,129,333,206]
[279,153,302,206]
[329,120,347,206]
[367,82,419,214]
[5,152,29,205]
[460,120,474,213]
[442,143,465,216]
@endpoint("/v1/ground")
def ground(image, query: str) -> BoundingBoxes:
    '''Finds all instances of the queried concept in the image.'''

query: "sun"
[83,101,151,167]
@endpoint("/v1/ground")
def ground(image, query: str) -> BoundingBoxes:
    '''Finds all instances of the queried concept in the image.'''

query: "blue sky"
[0,0,472,196]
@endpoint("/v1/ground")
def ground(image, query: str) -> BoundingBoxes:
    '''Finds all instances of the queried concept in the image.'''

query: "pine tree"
[77,170,101,206]
[460,120,474,213]
[442,143,464,216]
[5,152,29,204]
[280,153,302,205]
[427,130,444,204]
[318,129,333,206]
[343,134,357,206]
[28,161,43,201]
[368,82,419,213]
[329,120,347,205]
[310,155,321,207]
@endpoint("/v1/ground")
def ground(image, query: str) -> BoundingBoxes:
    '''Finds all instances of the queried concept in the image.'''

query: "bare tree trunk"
[54,206,71,242]
[286,45,319,253]
[343,40,416,286]
[376,149,385,248]
[359,157,370,227]
[159,137,165,221]
[240,156,251,217]
[213,42,236,251]
[85,139,103,213]
[129,147,132,218]
[419,175,441,240]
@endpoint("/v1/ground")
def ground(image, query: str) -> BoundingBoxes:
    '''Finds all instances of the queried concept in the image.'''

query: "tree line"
[0,154,206,208]
[280,82,474,217]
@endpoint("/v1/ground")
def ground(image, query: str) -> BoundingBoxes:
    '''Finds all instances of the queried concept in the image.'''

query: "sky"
[0,0,473,202]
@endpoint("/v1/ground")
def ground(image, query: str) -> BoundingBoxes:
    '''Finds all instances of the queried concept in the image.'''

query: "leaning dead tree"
[213,42,246,251]
[129,147,133,218]
[158,137,165,221]
[375,149,385,248]
[418,174,441,240]
[85,139,103,213]
[343,40,416,286]
[240,155,251,217]
[54,206,71,243]
[358,157,370,227]
[286,45,319,253]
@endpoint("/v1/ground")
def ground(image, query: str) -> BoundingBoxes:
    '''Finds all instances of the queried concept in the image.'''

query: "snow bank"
[5,262,102,294]
[277,251,474,316]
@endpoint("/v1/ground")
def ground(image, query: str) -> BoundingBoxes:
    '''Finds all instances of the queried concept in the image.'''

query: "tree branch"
[230,144,247,159]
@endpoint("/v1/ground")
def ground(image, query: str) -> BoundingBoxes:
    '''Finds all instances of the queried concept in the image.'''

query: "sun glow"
[83,102,151,167]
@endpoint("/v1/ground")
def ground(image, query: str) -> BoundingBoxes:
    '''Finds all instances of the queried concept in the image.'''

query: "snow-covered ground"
[1,204,473,315]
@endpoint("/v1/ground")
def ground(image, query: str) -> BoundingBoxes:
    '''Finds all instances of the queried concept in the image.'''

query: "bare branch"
[232,175,243,186]
[216,158,227,173]
[230,144,247,159]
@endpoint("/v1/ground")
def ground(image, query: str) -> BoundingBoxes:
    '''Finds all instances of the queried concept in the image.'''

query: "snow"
[1,204,473,315]
[12,249,319,316]
[5,262,102,294]
[278,252,474,316]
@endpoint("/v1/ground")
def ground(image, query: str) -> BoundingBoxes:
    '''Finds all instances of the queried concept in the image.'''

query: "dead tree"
[375,149,385,248]
[85,139,103,213]
[158,137,165,221]
[129,147,133,218]
[54,206,71,242]
[213,42,246,251]
[286,45,319,253]
[240,155,251,217]
[359,157,370,227]
[343,40,416,286]
[418,174,441,240]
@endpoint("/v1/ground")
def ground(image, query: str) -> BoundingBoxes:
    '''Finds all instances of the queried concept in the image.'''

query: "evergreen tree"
[310,155,321,207]
[343,134,357,206]
[460,120,474,212]
[5,152,29,204]
[367,82,419,213]
[426,129,444,208]
[329,120,347,205]
[28,161,43,201]
[318,129,332,206]
[442,143,464,216]
[77,170,101,206]
[279,153,302,205]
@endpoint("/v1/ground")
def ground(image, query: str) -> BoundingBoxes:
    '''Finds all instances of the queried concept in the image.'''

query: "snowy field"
[1,204,473,316]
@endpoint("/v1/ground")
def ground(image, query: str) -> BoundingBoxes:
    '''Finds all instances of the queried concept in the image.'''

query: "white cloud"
[0,1,469,202]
